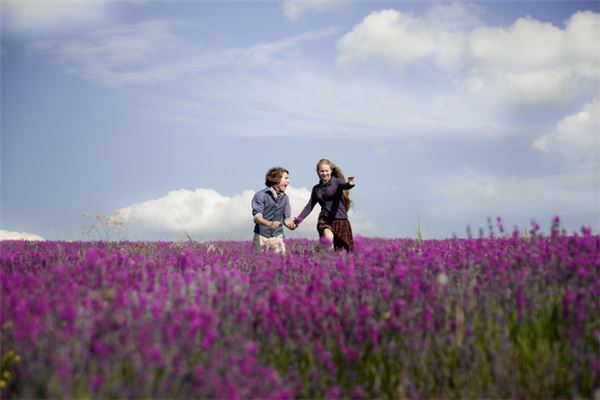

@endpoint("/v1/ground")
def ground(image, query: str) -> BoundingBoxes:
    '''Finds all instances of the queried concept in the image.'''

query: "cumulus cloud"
[283,0,350,22]
[469,17,564,70]
[0,230,45,241]
[116,188,253,240]
[471,11,600,70]
[424,2,484,31]
[337,7,599,110]
[467,11,599,109]
[505,69,579,106]
[116,186,376,241]
[337,3,483,72]
[2,0,110,34]
[337,9,436,70]
[533,99,600,166]
[338,7,599,73]
[18,3,600,143]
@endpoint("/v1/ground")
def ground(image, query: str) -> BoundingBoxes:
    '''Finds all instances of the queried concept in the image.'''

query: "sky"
[1,0,599,242]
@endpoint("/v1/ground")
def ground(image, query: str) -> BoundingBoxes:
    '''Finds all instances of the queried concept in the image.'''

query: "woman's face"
[318,164,332,183]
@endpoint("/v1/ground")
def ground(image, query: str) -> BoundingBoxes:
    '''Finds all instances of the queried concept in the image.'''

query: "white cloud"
[337,7,599,110]
[190,27,338,70]
[2,0,110,34]
[283,0,350,22]
[467,11,600,108]
[468,11,599,73]
[430,170,598,216]
[27,20,182,87]
[0,229,45,241]
[27,23,337,87]
[533,99,600,166]
[20,4,600,142]
[116,186,377,241]
[337,9,436,70]
[117,188,253,240]
[469,17,564,71]
[431,30,467,72]
[427,170,600,233]
[143,64,496,139]
[506,69,579,106]
[336,4,482,72]
[424,2,484,31]
[563,11,600,63]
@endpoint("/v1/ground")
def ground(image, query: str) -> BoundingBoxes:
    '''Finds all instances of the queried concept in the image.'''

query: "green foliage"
[2,235,597,399]
[506,299,575,398]
[416,217,424,245]
[255,295,596,399]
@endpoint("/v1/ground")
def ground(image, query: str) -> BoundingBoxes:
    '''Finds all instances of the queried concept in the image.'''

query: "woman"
[294,159,355,251]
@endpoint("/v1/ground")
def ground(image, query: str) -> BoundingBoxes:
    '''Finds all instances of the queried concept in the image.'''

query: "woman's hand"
[347,176,355,185]
[285,220,297,230]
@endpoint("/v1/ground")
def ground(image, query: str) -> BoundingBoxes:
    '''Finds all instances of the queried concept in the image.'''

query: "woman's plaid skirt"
[317,217,354,252]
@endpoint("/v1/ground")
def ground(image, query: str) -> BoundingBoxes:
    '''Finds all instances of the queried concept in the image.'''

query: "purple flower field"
[1,219,599,399]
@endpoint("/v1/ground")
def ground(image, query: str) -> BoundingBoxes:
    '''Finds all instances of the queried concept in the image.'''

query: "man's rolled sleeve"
[252,191,265,221]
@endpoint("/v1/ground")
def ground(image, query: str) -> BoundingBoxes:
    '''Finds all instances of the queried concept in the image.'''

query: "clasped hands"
[268,220,297,230]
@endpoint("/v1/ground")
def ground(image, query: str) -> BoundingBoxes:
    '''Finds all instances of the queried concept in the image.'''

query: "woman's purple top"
[296,177,354,223]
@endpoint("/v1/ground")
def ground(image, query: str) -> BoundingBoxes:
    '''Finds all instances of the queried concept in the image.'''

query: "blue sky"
[1,0,599,241]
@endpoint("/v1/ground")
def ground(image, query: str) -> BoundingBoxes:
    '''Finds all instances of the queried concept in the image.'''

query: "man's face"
[275,172,289,192]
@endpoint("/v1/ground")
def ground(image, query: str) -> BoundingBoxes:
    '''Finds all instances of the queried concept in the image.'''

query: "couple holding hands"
[251,158,355,255]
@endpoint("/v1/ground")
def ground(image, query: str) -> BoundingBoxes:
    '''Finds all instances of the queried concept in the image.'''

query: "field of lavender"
[1,219,599,399]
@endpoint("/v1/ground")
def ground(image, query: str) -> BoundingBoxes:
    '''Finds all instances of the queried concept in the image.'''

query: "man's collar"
[269,186,284,197]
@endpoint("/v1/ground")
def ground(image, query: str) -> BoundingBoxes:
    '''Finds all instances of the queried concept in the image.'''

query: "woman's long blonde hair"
[316,159,352,211]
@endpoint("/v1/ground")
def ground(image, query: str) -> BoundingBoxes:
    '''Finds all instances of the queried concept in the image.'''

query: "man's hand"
[270,221,282,229]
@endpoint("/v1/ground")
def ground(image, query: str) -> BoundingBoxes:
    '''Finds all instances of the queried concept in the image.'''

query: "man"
[251,167,296,254]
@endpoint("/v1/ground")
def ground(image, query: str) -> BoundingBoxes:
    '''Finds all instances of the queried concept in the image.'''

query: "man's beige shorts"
[252,234,286,254]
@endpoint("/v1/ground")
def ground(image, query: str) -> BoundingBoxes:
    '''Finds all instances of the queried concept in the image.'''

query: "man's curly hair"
[265,167,289,187]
